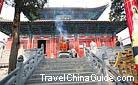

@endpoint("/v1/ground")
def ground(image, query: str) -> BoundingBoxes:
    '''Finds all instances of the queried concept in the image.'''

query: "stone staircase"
[25,58,100,85]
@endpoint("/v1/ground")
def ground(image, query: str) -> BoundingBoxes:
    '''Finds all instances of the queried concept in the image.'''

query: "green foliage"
[22,0,47,21]
[109,0,126,21]
[5,0,47,21]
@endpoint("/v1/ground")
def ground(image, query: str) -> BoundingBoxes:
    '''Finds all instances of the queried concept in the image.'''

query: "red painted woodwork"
[6,35,116,58]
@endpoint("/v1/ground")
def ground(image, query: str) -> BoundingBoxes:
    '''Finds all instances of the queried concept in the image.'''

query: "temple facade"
[0,6,127,58]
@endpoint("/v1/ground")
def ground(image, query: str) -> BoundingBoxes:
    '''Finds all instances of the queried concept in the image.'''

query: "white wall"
[116,28,131,46]
[0,32,9,43]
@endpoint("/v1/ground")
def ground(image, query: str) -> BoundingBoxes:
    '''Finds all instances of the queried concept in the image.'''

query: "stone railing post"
[16,55,24,85]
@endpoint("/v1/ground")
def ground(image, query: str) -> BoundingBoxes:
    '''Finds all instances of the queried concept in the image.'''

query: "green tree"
[109,0,126,21]
[5,0,47,73]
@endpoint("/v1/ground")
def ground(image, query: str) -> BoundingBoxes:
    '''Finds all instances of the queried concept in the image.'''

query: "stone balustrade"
[0,44,44,85]
[84,47,132,85]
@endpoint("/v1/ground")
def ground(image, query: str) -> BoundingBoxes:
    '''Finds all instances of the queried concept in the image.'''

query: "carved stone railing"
[84,47,132,85]
[0,44,44,85]
[84,47,106,75]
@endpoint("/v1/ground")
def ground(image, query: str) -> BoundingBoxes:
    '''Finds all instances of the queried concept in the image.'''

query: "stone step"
[39,61,89,66]
[42,58,86,63]
[26,72,99,84]
[29,72,96,79]
[36,64,91,70]
[26,81,99,85]
[36,66,87,70]
[33,68,96,75]
[26,57,99,85]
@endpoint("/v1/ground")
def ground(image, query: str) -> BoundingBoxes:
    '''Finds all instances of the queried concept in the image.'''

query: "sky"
[47,0,110,7]
[0,0,111,21]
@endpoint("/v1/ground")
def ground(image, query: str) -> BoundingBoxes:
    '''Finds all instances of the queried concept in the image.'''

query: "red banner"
[124,0,138,76]
[124,0,138,39]
[0,0,4,13]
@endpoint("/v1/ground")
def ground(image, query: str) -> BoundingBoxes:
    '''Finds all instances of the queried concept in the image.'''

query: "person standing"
[90,41,97,54]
